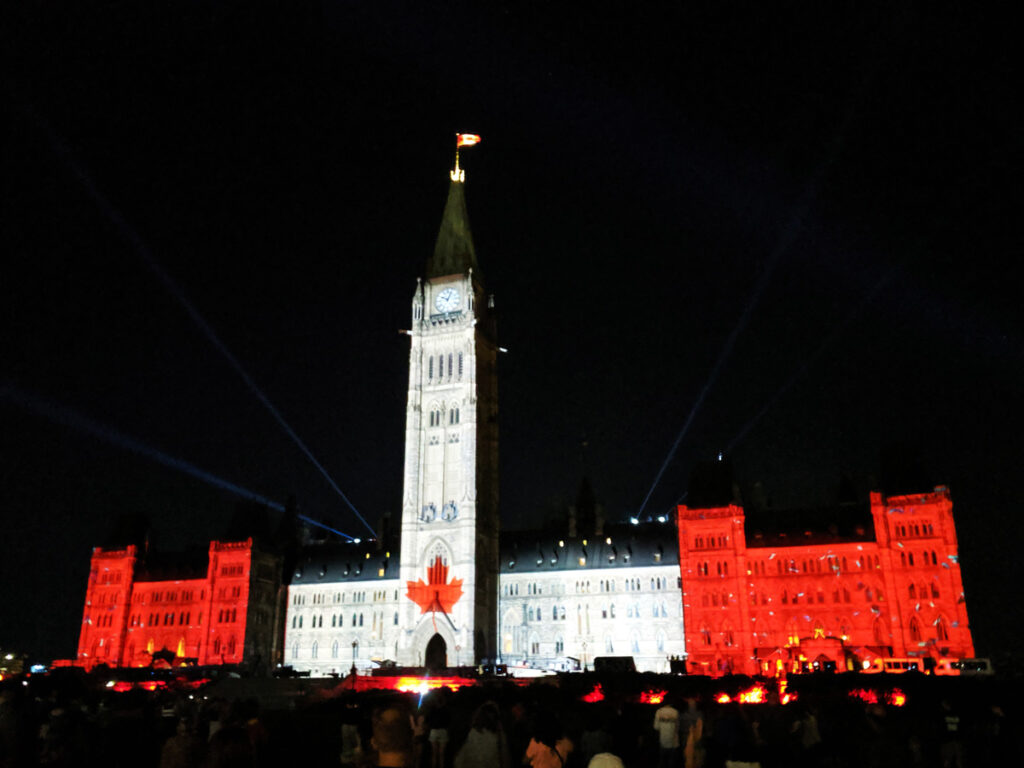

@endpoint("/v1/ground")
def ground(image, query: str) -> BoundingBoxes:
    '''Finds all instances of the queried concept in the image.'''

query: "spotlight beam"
[1,383,357,542]
[30,109,375,537]
[669,263,903,510]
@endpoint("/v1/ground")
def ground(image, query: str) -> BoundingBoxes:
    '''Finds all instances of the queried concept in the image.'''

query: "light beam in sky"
[30,109,375,537]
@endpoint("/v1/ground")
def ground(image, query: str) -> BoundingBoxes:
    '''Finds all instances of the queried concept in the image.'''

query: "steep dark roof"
[744,501,874,547]
[426,180,479,279]
[499,523,678,575]
[290,542,398,585]
[135,548,209,582]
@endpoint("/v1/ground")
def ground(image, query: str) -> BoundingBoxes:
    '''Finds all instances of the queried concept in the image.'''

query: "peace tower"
[396,158,499,666]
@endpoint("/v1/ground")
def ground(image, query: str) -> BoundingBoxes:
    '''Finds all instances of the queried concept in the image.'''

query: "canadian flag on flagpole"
[456,133,481,147]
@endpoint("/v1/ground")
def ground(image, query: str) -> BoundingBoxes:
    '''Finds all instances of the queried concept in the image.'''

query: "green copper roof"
[427,180,480,279]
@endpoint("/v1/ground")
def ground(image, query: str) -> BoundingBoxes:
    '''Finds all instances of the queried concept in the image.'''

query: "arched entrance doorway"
[425,633,447,671]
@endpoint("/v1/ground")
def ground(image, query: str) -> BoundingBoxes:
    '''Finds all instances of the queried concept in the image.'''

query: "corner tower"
[397,158,499,666]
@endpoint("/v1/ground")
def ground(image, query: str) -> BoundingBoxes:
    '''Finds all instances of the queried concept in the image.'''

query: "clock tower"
[397,161,499,666]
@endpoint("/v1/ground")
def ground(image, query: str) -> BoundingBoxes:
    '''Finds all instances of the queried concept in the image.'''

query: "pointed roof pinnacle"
[427,172,480,280]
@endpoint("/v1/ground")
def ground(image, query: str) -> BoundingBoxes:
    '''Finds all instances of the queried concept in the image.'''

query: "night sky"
[3,3,1019,664]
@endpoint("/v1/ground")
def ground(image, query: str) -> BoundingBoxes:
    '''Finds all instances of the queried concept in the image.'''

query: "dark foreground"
[0,670,1018,767]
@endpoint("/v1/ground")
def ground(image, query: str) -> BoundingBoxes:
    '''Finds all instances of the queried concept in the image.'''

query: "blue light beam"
[1,382,357,542]
[31,110,375,537]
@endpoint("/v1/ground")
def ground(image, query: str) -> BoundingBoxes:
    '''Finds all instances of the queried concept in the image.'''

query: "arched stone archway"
[425,633,447,671]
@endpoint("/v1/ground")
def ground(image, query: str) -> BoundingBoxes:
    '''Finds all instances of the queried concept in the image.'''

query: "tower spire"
[428,134,482,279]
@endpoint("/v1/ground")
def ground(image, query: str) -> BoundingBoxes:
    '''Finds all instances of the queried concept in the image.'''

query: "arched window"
[786,621,800,646]
[332,640,339,658]
[908,584,916,598]
[311,641,318,659]
[909,617,922,642]
[428,356,434,380]
[700,626,711,646]
[458,352,464,379]
[448,353,453,378]
[873,618,886,645]
[936,616,950,642]
[291,642,299,659]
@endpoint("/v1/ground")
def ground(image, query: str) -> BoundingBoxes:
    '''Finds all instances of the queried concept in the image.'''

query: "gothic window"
[723,625,735,647]
[429,356,434,380]
[559,606,566,620]
[311,641,318,659]
[657,631,666,653]
[448,353,453,378]
[332,641,339,659]
[661,602,668,617]
[908,553,915,567]
[700,626,711,646]
[458,352,464,379]
[931,583,940,598]
[908,584,916,599]
[291,642,298,660]
[555,637,564,654]
[394,612,399,625]
[611,604,616,619]
[909,617,922,642]
[873,618,886,645]
[449,407,460,425]
[359,614,364,627]
[786,621,800,646]
[936,616,950,642]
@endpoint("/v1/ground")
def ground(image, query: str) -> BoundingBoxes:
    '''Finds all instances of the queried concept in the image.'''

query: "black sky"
[3,2,1019,663]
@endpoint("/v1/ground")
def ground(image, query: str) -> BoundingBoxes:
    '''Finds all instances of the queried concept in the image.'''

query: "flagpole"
[451,133,462,182]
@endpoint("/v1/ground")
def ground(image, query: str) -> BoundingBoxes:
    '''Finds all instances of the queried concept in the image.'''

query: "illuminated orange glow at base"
[849,688,879,704]
[640,689,667,704]
[778,679,797,705]
[393,676,470,694]
[582,684,605,703]
[888,689,907,707]
[737,683,768,704]
[715,692,731,704]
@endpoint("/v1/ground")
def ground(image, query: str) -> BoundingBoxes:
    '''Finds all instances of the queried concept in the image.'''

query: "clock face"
[434,287,461,313]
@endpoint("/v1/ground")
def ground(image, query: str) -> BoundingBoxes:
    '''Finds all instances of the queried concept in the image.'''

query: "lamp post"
[351,641,357,675]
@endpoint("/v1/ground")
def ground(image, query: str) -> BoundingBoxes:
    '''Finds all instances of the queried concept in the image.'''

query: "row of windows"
[512,631,669,658]
[95,571,124,585]
[132,589,203,604]
[908,583,941,599]
[295,589,398,607]
[696,614,953,649]
[291,639,360,660]
[290,612,401,629]
[895,521,935,538]
[900,550,940,567]
[219,564,244,577]
[745,555,883,576]
[427,352,465,383]
[127,611,204,628]
[217,586,242,600]
[696,561,729,577]
[428,406,460,427]
[693,534,730,549]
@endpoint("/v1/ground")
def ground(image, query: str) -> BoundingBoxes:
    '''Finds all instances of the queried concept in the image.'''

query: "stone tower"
[397,159,499,666]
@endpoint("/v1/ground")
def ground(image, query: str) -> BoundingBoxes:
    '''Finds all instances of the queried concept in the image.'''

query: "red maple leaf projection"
[407,556,463,616]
